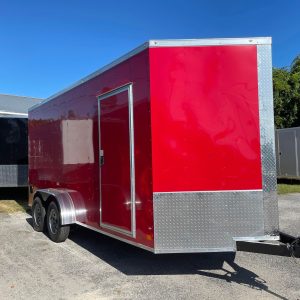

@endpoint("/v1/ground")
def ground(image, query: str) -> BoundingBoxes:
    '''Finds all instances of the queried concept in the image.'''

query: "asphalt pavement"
[0,193,299,299]
[278,193,300,237]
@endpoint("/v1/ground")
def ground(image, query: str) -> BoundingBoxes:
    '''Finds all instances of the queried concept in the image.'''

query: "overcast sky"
[1,0,299,98]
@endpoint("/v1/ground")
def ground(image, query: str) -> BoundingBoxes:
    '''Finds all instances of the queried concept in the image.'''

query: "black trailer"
[0,94,42,187]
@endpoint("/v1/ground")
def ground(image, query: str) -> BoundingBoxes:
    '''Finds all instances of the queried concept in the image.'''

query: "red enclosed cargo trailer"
[28,38,279,253]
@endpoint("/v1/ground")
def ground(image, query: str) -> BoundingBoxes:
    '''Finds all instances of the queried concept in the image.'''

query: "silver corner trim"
[75,221,154,253]
[28,42,149,112]
[149,37,272,47]
[257,44,279,234]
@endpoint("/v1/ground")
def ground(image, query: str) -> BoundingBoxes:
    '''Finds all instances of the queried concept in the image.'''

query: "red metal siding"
[149,45,262,192]
[29,49,154,247]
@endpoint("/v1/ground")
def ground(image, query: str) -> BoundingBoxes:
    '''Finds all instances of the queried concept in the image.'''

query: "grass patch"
[0,200,27,213]
[0,188,29,213]
[277,184,300,194]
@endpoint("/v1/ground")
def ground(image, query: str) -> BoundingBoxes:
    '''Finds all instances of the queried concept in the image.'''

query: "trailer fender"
[33,188,86,225]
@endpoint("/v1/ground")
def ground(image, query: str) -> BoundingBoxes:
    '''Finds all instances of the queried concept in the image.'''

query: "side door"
[98,84,136,237]
[278,130,298,177]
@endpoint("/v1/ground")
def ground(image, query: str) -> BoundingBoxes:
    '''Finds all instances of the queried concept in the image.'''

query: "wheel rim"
[33,203,42,226]
[49,208,59,235]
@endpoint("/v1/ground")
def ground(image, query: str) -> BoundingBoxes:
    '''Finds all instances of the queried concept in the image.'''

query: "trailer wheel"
[46,201,70,243]
[32,197,46,232]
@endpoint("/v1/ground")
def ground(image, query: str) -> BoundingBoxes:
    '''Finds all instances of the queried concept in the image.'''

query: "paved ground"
[278,193,300,237]
[0,194,299,300]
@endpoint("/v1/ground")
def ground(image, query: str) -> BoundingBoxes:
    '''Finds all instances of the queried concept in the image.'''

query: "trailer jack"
[237,232,300,258]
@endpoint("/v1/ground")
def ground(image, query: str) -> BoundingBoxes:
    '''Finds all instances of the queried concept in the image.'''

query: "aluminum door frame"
[97,83,136,238]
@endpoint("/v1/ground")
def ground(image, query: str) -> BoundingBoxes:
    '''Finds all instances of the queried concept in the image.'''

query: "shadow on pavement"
[197,262,288,300]
[26,219,288,300]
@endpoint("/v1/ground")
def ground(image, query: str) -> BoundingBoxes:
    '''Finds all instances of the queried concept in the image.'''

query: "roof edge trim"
[149,37,272,47]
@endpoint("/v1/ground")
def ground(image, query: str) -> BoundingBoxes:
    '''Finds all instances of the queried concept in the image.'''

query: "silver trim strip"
[128,83,136,236]
[233,235,279,242]
[155,189,263,194]
[97,83,136,238]
[29,37,271,112]
[154,247,235,254]
[0,110,28,116]
[76,221,154,253]
[149,37,271,47]
[99,222,133,237]
[96,82,133,100]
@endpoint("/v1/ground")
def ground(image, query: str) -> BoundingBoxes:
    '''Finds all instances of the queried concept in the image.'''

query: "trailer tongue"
[237,233,300,258]
[29,38,285,256]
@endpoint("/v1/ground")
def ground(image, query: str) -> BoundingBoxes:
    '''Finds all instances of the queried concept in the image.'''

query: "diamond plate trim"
[153,191,264,253]
[257,45,279,234]
[0,165,28,187]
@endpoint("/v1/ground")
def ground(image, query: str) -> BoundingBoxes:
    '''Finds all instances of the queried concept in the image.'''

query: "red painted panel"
[149,46,262,192]
[100,90,132,232]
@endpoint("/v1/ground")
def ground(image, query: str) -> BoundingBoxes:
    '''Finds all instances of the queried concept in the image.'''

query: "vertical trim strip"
[128,84,136,237]
[295,131,299,177]
[257,44,279,234]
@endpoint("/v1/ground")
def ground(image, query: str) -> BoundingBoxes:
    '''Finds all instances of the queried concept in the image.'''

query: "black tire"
[46,201,70,243]
[32,197,46,232]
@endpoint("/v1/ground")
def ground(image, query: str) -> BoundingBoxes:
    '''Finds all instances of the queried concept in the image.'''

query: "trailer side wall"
[149,45,274,253]
[29,49,154,248]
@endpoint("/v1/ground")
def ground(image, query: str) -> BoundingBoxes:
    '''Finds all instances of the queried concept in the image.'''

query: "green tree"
[273,55,300,128]
[290,56,300,127]
[291,55,300,74]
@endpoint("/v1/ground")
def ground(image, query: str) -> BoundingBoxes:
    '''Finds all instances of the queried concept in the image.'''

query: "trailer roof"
[276,126,300,131]
[29,37,271,112]
[0,94,42,118]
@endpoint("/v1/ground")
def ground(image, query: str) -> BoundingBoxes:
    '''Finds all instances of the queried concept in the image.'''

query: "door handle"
[100,150,104,166]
